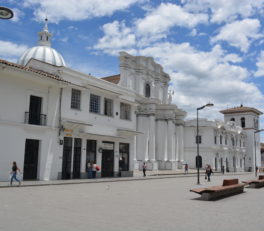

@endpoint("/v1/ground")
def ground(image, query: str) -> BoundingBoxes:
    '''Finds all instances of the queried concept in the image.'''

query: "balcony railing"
[24,112,47,126]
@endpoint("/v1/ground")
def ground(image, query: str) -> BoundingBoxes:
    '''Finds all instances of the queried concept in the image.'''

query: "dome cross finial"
[44,17,49,32]
[38,17,52,47]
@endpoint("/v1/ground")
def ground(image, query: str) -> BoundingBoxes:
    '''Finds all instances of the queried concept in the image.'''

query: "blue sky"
[1,0,264,125]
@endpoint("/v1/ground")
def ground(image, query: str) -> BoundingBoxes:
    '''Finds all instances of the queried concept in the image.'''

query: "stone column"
[133,136,139,170]
[167,120,173,161]
[156,119,167,169]
[166,120,176,169]
[178,125,184,166]
[149,115,156,161]
[136,115,145,161]
[175,125,180,167]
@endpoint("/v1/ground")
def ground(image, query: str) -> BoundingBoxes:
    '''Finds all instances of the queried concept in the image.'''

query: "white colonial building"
[0,20,262,181]
[184,105,262,172]
[184,119,247,172]
[0,20,187,181]
[220,106,263,171]
[0,21,139,181]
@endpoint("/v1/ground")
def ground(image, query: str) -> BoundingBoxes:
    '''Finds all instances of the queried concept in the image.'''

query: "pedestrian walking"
[87,162,92,179]
[142,162,147,177]
[92,162,97,178]
[184,163,188,174]
[10,161,21,186]
[205,165,213,182]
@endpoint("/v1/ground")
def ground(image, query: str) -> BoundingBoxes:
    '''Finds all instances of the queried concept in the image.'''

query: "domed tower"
[18,18,66,67]
[220,105,263,172]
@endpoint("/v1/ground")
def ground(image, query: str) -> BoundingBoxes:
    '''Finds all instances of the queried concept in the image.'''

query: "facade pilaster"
[149,115,156,161]
[178,125,184,167]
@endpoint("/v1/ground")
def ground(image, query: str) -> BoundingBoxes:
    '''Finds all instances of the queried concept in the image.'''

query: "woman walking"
[205,165,213,182]
[10,161,21,186]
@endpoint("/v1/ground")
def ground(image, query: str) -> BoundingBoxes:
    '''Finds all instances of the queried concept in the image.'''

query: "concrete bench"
[243,175,264,188]
[190,179,246,200]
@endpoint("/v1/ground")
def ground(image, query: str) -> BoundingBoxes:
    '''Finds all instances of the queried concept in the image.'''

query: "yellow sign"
[64,128,73,133]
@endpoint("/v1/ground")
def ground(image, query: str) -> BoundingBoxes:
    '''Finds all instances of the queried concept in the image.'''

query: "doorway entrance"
[101,142,114,177]
[62,137,72,179]
[72,138,82,179]
[62,137,82,179]
[23,139,39,180]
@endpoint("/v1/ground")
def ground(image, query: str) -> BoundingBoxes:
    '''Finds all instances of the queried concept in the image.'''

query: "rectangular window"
[104,98,113,116]
[71,89,81,110]
[120,102,131,120]
[214,136,217,144]
[220,135,222,145]
[225,137,227,145]
[90,94,100,113]
[196,135,202,144]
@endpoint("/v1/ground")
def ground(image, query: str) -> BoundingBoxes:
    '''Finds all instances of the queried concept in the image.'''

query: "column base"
[158,161,178,170]
[135,160,158,171]
[134,160,140,170]
[177,160,184,169]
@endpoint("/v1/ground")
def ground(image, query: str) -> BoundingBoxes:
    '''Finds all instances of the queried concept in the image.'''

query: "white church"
[0,20,262,181]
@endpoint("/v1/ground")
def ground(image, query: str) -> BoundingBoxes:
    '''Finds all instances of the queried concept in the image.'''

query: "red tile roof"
[0,59,69,84]
[101,74,120,84]
[220,105,263,115]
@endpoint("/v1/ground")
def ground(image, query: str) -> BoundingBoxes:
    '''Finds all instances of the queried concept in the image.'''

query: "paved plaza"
[0,173,263,231]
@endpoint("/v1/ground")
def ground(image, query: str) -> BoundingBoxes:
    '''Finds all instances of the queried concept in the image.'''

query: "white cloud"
[189,29,197,37]
[255,51,264,77]
[138,42,263,118]
[136,3,208,37]
[93,21,137,56]
[10,8,25,22]
[211,19,262,52]
[0,41,28,62]
[22,0,144,22]
[182,0,264,24]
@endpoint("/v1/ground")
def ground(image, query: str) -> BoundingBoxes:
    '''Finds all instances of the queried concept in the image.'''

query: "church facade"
[0,21,262,181]
[103,52,186,171]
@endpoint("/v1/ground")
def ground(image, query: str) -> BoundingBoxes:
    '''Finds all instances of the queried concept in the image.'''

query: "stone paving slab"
[0,173,262,231]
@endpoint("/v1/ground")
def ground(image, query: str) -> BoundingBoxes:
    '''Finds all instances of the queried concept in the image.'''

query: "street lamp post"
[0,7,14,20]
[254,129,264,177]
[196,103,214,184]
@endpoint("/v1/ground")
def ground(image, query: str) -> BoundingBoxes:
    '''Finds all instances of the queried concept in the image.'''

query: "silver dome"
[18,18,66,67]
[18,46,66,67]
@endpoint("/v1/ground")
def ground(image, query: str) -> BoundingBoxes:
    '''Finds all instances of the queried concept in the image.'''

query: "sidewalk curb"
[0,172,253,189]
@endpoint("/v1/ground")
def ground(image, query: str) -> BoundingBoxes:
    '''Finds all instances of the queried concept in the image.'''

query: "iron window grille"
[24,112,47,126]
[71,89,81,110]
[90,94,101,113]
[120,102,131,120]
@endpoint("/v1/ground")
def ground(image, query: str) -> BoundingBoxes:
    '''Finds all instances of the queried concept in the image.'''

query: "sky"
[1,0,264,126]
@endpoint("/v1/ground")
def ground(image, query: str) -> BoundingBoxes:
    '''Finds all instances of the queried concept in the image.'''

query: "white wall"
[0,67,61,181]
